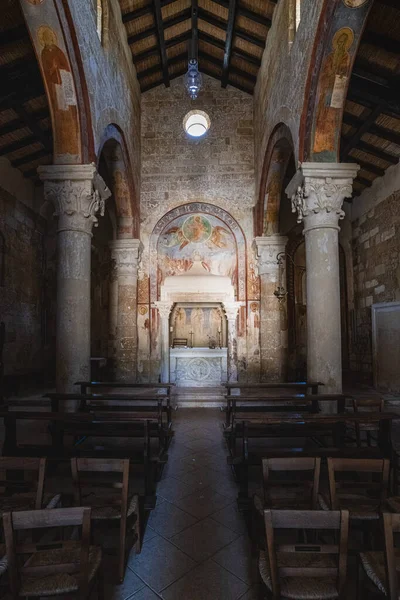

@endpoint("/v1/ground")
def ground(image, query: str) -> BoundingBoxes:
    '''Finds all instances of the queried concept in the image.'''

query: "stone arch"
[97,124,140,238]
[150,202,247,303]
[255,123,295,237]
[299,0,373,162]
[20,0,94,163]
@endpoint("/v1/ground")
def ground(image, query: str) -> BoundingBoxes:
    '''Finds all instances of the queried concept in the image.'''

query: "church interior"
[1,0,400,597]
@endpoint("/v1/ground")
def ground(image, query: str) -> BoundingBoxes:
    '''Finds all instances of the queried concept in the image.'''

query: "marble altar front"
[170,347,228,387]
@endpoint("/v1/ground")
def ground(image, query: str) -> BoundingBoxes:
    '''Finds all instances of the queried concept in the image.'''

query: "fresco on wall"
[313,27,354,157]
[172,305,225,348]
[37,25,80,158]
[157,213,237,286]
[343,0,368,7]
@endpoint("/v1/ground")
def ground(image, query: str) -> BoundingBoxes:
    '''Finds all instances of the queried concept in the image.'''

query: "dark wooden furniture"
[71,457,140,583]
[321,457,390,522]
[359,512,400,599]
[172,338,188,348]
[0,411,165,507]
[259,509,349,600]
[3,507,102,600]
[75,381,175,398]
[352,397,385,447]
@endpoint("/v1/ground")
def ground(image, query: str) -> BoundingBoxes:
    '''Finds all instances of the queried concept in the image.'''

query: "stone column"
[286,162,359,394]
[38,164,111,393]
[253,235,288,381]
[223,302,242,382]
[153,301,173,383]
[109,239,142,381]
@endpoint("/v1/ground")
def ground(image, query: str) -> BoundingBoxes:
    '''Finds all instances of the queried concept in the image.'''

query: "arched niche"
[150,202,247,303]
[255,124,295,237]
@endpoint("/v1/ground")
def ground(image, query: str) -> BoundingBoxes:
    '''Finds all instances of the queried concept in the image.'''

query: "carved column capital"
[285,162,359,233]
[109,239,143,279]
[38,163,111,236]
[223,302,242,322]
[253,235,288,277]
[153,301,173,320]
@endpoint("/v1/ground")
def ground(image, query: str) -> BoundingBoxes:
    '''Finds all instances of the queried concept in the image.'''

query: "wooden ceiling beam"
[341,104,383,159]
[361,31,399,55]
[141,66,187,92]
[199,50,256,83]
[350,158,385,177]
[221,0,238,88]
[211,0,271,27]
[356,175,373,187]
[137,52,186,79]
[13,103,52,154]
[122,0,178,23]
[128,7,191,44]
[354,139,399,164]
[12,148,50,168]
[342,111,400,147]
[191,0,199,60]
[153,0,170,87]
[0,24,29,48]
[200,65,252,94]
[0,135,37,156]
[197,8,265,48]
[349,75,400,115]
[0,108,49,137]
[199,31,261,66]
[133,30,191,63]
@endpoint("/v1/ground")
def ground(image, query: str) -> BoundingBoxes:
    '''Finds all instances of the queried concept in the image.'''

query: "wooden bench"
[0,410,165,508]
[76,381,175,398]
[226,411,398,508]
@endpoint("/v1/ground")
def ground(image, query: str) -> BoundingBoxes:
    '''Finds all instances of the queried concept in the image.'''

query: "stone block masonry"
[351,191,400,377]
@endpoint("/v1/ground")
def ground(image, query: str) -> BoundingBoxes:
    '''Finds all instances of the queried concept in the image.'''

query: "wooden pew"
[227,411,398,508]
[0,411,165,508]
[222,381,324,425]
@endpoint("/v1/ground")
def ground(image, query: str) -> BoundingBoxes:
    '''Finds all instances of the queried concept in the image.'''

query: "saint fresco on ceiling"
[343,0,369,7]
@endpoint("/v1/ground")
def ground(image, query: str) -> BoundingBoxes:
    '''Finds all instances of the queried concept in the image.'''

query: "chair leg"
[97,568,104,600]
[134,495,141,554]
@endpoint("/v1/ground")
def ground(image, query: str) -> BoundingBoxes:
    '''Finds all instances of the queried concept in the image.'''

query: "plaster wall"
[139,75,259,382]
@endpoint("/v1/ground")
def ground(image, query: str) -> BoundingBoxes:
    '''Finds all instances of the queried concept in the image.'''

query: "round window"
[183,110,211,138]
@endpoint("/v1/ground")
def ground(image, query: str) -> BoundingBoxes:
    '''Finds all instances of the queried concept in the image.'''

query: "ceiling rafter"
[133,30,191,63]
[342,112,400,147]
[211,0,272,28]
[12,148,50,168]
[199,50,256,83]
[197,7,265,48]
[221,0,238,88]
[341,104,384,159]
[353,158,385,177]
[0,134,37,157]
[0,108,49,137]
[122,0,181,23]
[199,31,261,66]
[353,139,399,164]
[153,0,170,87]
[128,7,191,44]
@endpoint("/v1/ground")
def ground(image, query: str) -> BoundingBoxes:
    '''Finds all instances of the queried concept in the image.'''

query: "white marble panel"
[170,347,228,387]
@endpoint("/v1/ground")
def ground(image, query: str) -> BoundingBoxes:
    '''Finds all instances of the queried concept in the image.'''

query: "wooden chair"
[352,397,384,447]
[3,507,102,600]
[0,457,61,517]
[320,458,390,522]
[358,512,400,599]
[259,509,349,599]
[71,457,140,583]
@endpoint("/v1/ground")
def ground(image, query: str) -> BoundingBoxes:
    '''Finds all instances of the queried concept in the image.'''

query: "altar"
[170,347,228,387]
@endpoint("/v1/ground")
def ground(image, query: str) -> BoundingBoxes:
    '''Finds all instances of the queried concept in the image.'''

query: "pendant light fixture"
[184,0,202,100]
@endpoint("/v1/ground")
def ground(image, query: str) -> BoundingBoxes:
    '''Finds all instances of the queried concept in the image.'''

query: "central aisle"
[125,408,260,599]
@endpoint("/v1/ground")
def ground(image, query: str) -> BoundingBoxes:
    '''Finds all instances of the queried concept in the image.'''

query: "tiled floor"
[120,408,260,600]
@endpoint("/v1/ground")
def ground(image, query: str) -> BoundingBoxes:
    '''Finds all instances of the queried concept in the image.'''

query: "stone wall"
[68,0,141,196]
[350,163,400,381]
[0,160,56,380]
[139,75,259,382]
[254,0,324,195]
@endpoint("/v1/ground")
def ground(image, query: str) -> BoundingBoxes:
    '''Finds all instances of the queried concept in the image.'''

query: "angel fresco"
[313,27,354,156]
[162,215,232,250]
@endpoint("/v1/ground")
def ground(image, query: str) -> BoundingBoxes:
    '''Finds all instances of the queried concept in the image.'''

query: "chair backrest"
[352,397,384,414]
[262,457,321,510]
[0,457,46,510]
[264,509,349,599]
[3,507,92,598]
[327,458,390,510]
[383,512,400,600]
[71,458,130,515]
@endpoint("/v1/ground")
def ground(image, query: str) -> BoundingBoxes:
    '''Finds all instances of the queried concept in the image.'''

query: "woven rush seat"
[360,549,400,595]
[259,550,339,600]
[18,544,102,597]
[318,493,381,520]
[254,492,313,514]
[0,492,61,513]
[81,493,138,520]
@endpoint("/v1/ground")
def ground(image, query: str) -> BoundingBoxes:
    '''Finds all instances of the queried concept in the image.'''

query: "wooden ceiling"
[341,0,400,198]
[118,0,278,94]
[0,0,52,183]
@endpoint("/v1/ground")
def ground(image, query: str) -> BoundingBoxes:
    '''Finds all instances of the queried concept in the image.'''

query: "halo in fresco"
[343,0,369,8]
[26,0,45,5]
[182,215,213,244]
